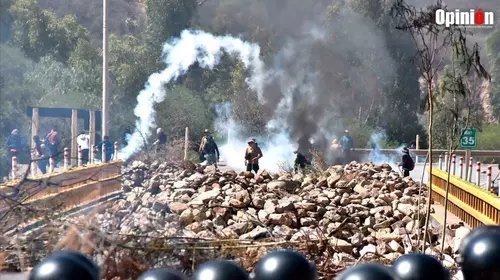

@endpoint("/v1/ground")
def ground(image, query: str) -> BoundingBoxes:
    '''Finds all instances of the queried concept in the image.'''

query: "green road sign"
[460,128,477,148]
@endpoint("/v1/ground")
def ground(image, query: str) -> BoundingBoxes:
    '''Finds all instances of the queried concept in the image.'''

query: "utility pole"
[102,0,109,140]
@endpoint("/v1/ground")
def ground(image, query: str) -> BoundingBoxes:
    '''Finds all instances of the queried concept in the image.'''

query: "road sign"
[460,128,477,148]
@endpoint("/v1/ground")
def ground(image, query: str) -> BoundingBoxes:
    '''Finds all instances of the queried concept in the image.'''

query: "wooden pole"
[184,127,189,161]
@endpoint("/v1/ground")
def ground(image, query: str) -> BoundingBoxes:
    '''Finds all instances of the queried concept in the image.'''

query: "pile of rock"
[91,160,461,263]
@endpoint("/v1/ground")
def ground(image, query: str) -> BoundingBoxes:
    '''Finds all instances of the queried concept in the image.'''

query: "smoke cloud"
[119,30,265,159]
[120,3,422,171]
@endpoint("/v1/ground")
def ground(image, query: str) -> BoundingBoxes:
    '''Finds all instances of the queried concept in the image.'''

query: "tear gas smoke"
[119,30,265,159]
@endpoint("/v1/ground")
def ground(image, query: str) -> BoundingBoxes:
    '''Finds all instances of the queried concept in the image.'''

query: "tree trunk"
[422,83,434,252]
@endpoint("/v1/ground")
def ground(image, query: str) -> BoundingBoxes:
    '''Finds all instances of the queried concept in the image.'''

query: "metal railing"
[430,168,500,228]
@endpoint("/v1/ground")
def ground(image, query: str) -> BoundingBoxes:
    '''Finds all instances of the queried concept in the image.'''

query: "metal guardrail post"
[415,134,420,163]
[78,145,82,167]
[486,165,493,190]
[476,162,481,187]
[11,156,17,180]
[64,148,69,170]
[459,157,464,179]
[102,143,106,163]
[468,157,473,182]
[49,156,55,173]
[452,154,456,176]
[114,141,118,160]
[438,155,443,170]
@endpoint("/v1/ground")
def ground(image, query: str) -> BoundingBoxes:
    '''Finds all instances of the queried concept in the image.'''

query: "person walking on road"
[245,138,263,174]
[33,135,47,174]
[199,129,211,161]
[203,135,220,168]
[398,147,415,177]
[340,130,354,164]
[77,131,90,165]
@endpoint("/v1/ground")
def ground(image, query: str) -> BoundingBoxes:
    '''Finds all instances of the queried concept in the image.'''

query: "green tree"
[0,0,13,42]
[144,0,197,71]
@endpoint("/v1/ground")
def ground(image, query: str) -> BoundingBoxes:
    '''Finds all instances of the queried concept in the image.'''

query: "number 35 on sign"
[460,128,477,148]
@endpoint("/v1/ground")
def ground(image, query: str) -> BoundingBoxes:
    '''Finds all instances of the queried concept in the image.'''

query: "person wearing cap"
[153,127,167,152]
[340,130,354,164]
[245,138,263,173]
[199,129,211,160]
[398,147,415,177]
[7,129,22,161]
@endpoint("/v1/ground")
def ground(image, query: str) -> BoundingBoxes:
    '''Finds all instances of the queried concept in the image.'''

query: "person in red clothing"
[46,126,60,165]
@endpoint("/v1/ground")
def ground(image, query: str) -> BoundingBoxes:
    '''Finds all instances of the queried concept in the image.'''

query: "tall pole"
[102,0,109,140]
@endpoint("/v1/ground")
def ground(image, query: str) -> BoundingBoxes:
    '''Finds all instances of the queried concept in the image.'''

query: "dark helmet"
[207,135,214,141]
[251,250,317,280]
[137,268,186,280]
[460,226,500,280]
[29,250,99,280]
[193,260,248,280]
[336,263,396,280]
[458,226,500,256]
[393,253,449,280]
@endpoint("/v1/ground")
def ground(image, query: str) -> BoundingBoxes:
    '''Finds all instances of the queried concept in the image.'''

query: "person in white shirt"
[77,131,90,165]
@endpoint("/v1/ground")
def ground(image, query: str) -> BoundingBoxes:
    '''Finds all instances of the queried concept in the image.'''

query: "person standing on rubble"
[153,127,167,152]
[398,147,415,177]
[245,138,263,174]
[294,150,311,173]
[203,135,220,168]
[340,130,354,164]
[199,129,211,161]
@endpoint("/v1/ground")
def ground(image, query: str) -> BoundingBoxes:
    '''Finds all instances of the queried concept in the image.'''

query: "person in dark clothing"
[203,135,220,168]
[98,136,114,162]
[399,147,415,177]
[122,126,132,146]
[33,135,47,174]
[294,150,311,173]
[245,138,263,173]
[7,129,22,161]
[340,130,354,164]
[153,127,167,152]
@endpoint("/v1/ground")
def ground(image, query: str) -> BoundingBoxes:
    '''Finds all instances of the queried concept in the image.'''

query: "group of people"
[198,129,265,173]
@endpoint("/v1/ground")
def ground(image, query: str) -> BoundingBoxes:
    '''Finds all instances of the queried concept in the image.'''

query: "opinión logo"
[435,9,494,28]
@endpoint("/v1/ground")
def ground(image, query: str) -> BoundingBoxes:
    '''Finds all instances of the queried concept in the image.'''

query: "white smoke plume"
[214,102,295,172]
[119,30,265,159]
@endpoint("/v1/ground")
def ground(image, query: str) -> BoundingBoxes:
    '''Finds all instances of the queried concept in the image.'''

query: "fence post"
[31,151,37,177]
[64,148,69,170]
[476,162,481,187]
[11,156,17,180]
[78,145,82,167]
[487,166,492,190]
[444,152,449,170]
[49,156,55,173]
[93,145,97,164]
[468,157,473,182]
[459,157,464,179]
[102,143,106,163]
[184,127,189,161]
[438,155,443,170]
[114,141,118,161]
[452,154,456,176]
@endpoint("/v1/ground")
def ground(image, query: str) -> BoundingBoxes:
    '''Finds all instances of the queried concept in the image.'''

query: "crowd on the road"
[6,126,117,176]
